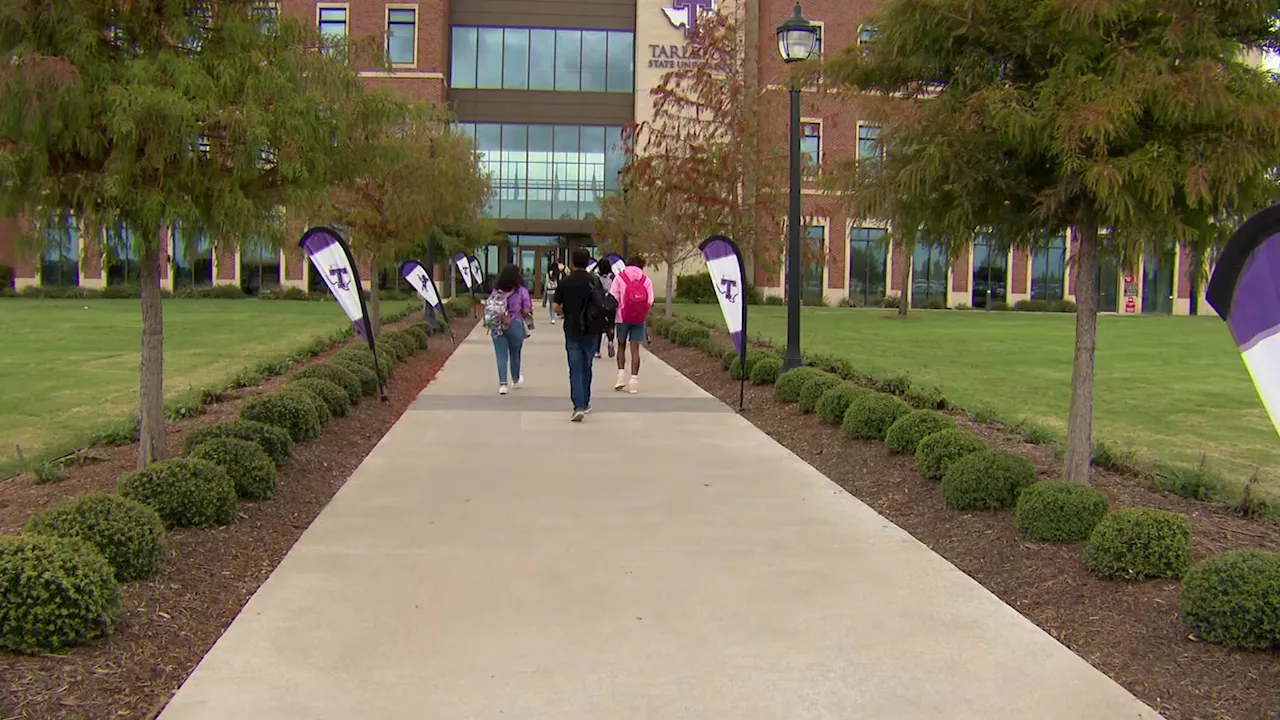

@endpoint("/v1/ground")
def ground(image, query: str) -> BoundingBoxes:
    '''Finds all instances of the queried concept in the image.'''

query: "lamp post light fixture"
[617,169,631,260]
[777,3,820,372]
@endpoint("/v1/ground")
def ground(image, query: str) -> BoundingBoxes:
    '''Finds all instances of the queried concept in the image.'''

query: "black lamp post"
[617,169,631,260]
[777,3,820,372]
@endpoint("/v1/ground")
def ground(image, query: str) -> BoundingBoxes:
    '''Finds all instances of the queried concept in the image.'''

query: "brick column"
[215,243,237,282]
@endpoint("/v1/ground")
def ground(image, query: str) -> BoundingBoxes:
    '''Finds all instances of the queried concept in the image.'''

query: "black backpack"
[584,275,614,335]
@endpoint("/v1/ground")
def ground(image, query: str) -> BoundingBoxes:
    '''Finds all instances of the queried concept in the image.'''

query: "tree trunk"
[137,239,166,469]
[898,245,912,318]
[665,262,675,316]
[1064,220,1100,485]
[368,255,382,338]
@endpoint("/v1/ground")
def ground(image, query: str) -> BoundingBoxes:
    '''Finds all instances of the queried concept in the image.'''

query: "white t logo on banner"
[468,256,484,289]
[699,235,748,409]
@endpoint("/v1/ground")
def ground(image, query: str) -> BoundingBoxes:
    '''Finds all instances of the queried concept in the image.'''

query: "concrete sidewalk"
[159,323,1161,720]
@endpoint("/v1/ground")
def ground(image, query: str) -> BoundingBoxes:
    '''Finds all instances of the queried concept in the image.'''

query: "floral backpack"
[483,290,511,334]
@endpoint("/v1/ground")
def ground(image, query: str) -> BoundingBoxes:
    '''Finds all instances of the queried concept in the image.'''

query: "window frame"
[316,3,350,58]
[856,122,882,162]
[800,117,822,178]
[385,4,419,68]
[847,223,889,307]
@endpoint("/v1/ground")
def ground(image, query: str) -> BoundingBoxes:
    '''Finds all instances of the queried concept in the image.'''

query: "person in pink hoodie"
[609,255,656,393]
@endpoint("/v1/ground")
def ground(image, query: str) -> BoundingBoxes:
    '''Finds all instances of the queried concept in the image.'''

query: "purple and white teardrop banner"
[454,251,474,291]
[401,260,454,343]
[300,226,386,400]
[586,259,598,274]
[605,252,626,277]
[468,255,484,291]
[700,235,748,410]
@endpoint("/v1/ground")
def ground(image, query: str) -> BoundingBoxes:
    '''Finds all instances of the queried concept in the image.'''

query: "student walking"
[484,264,533,395]
[552,248,607,421]
[610,255,655,394]
[544,259,566,325]
[593,261,618,359]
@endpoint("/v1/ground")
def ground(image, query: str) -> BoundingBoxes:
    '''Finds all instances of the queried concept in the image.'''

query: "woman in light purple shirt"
[490,264,533,395]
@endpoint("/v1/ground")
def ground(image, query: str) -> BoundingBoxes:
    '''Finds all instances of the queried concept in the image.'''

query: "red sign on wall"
[1124,297,1137,314]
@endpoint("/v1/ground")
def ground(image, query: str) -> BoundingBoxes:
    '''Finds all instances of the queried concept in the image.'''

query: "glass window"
[451,27,478,88]
[971,236,1008,308]
[318,6,347,57]
[41,214,79,287]
[105,222,141,286]
[476,28,504,88]
[172,222,214,290]
[579,127,606,219]
[555,30,581,91]
[848,227,887,306]
[503,29,530,89]
[605,126,625,189]
[553,125,580,218]
[911,243,949,308]
[499,124,528,219]
[253,2,279,33]
[799,226,826,305]
[1030,234,1066,302]
[606,32,634,92]
[581,31,608,92]
[801,122,821,175]
[239,239,281,296]
[858,124,882,161]
[529,29,556,90]
[527,125,554,219]
[387,8,416,65]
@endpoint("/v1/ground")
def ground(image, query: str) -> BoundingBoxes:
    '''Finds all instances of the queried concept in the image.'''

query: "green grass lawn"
[0,299,363,471]
[674,304,1280,501]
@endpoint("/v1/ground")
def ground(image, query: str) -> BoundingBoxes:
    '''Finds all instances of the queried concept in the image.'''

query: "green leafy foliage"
[673,322,711,346]
[278,385,331,428]
[189,437,278,501]
[749,357,782,385]
[842,392,912,440]
[941,450,1037,511]
[404,324,430,348]
[774,366,828,404]
[1015,482,1110,543]
[1179,550,1280,650]
[332,346,395,382]
[118,458,237,528]
[884,410,956,454]
[729,349,773,381]
[915,429,987,481]
[33,462,67,485]
[379,332,410,362]
[286,378,351,419]
[798,373,844,414]
[904,385,947,410]
[675,273,762,304]
[24,494,166,581]
[289,364,362,404]
[331,359,380,396]
[1153,462,1223,502]
[815,383,869,425]
[444,297,475,318]
[0,535,123,654]
[1084,508,1192,581]
[239,393,322,443]
[873,374,911,397]
[722,347,739,371]
[181,419,294,466]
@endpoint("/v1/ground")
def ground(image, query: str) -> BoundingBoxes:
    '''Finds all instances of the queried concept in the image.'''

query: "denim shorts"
[616,322,647,344]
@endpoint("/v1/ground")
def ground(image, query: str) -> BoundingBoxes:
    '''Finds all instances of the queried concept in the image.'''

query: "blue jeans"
[491,320,527,385]
[565,335,595,411]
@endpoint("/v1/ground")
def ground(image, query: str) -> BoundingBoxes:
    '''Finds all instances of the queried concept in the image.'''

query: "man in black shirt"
[552,248,600,421]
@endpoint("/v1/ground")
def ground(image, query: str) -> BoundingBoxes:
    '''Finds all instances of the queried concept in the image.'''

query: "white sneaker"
[550,318,556,325]
[516,375,525,387]
[628,378,638,394]
[498,385,508,395]
[571,410,585,422]
[615,372,628,390]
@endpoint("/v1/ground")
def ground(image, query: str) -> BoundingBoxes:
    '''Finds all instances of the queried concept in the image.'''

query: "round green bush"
[389,330,421,354]
[405,324,430,348]
[182,419,294,466]
[798,373,843,414]
[673,323,711,346]
[118,458,238,528]
[379,332,411,361]
[189,437,278,501]
[331,346,395,381]
[817,383,869,424]
[1084,507,1191,581]
[289,363,361,404]
[331,359,380,396]
[884,410,956,454]
[722,347,738,371]
[841,392,911,440]
[24,494,166,581]
[941,450,1037,511]
[279,385,331,427]
[729,349,772,380]
[240,392,321,442]
[750,357,783,385]
[773,366,828,404]
[287,378,351,418]
[0,535,123,654]
[1179,549,1280,650]
[915,429,987,481]
[1014,482,1110,542]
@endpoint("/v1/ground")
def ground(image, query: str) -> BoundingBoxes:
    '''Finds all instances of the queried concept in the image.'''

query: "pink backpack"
[619,273,650,325]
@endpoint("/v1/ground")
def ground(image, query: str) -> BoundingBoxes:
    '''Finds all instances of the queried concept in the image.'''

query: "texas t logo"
[662,0,715,35]
[719,276,739,303]
[327,266,351,291]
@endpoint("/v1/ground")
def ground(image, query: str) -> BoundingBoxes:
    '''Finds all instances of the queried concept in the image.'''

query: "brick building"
[0,0,1211,313]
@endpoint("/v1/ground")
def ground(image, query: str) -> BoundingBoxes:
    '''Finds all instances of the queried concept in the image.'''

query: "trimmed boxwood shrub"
[1014,482,1110,542]
[405,324,430,348]
[884,410,955,454]
[189,437,278,501]
[798,373,844,414]
[279,385,331,427]
[773,366,828,404]
[673,323,711,346]
[182,419,294,466]
[722,347,739,371]
[331,346,395,381]
[842,392,912,440]
[1084,508,1191,581]
[816,383,869,424]
[916,429,986,481]
[332,359,380,397]
[287,378,351,418]
[1179,549,1280,650]
[240,392,321,442]
[289,364,361,404]
[24,494,166,582]
[382,332,414,361]
[444,296,474,318]
[750,357,783,385]
[941,450,1037,511]
[0,535,123,654]
[729,349,773,381]
[388,330,421,354]
[118,458,238,528]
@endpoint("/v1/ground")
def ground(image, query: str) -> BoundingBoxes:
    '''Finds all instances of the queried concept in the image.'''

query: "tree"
[322,98,489,334]
[0,1,370,468]
[823,0,1280,483]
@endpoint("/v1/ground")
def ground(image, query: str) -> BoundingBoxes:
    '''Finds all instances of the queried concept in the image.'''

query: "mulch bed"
[0,314,477,720]
[648,333,1280,720]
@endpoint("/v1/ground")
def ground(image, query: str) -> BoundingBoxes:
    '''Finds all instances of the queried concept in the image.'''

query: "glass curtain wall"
[848,227,887,306]
[239,239,280,296]
[971,236,1008,308]
[1030,234,1067,301]
[41,214,80,287]
[104,222,140,286]
[911,243,949,308]
[451,27,634,93]
[171,223,214,290]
